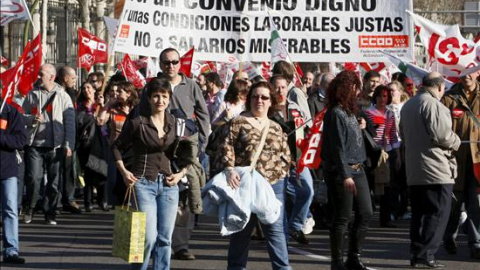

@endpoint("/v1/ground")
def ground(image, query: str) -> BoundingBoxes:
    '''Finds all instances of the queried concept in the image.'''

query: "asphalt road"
[1,207,479,270]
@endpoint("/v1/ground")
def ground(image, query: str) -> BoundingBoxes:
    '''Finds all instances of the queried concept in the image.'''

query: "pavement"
[1,207,479,270]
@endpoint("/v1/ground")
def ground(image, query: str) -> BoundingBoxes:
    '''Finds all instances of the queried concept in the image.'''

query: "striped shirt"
[364,105,399,151]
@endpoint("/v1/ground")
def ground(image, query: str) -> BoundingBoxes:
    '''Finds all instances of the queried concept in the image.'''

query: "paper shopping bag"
[112,203,146,263]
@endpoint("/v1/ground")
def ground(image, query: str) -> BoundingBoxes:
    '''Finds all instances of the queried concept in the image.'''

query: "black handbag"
[362,129,382,172]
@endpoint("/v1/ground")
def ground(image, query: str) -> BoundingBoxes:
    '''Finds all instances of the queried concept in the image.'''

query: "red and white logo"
[359,35,409,48]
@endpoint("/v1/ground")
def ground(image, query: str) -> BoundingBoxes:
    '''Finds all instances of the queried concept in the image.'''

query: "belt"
[349,163,363,171]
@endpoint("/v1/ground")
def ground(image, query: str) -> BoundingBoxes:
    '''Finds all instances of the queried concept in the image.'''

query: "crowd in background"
[1,49,480,270]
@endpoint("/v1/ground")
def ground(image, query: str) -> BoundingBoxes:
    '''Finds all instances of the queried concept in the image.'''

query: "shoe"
[85,204,93,212]
[331,260,348,270]
[290,229,309,245]
[99,203,110,212]
[23,209,33,224]
[410,255,445,268]
[173,249,196,260]
[3,254,25,264]
[45,215,57,225]
[302,217,316,235]
[345,255,368,270]
[470,247,480,259]
[380,221,397,228]
[63,202,82,214]
[443,239,457,255]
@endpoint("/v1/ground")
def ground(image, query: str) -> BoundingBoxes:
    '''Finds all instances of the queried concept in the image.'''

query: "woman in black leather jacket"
[321,70,373,270]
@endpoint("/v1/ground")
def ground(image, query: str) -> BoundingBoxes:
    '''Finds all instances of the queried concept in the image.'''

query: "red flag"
[294,63,304,78]
[119,54,146,89]
[0,56,8,67]
[1,41,32,106]
[17,34,42,96]
[297,109,327,173]
[179,47,194,78]
[261,62,271,80]
[77,28,108,71]
[133,56,148,70]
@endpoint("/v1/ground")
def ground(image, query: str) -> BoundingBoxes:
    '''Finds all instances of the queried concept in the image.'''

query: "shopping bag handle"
[122,185,140,211]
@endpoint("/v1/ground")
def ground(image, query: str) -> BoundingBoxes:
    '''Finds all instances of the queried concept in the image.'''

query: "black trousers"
[410,184,453,261]
[325,167,373,260]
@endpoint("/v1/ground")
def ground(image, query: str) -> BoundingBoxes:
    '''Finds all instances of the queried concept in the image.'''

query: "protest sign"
[113,0,414,62]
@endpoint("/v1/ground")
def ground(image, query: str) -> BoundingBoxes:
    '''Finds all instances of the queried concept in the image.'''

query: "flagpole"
[0,84,14,114]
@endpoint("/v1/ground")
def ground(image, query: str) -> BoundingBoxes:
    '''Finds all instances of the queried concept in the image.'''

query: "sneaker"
[173,249,196,260]
[23,209,33,224]
[290,229,309,245]
[3,254,25,264]
[45,215,57,225]
[302,217,315,235]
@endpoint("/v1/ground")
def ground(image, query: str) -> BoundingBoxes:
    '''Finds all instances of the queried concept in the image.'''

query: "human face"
[273,78,288,103]
[366,76,381,93]
[303,72,314,88]
[117,88,131,104]
[461,71,480,90]
[82,83,95,101]
[196,74,206,87]
[150,90,170,114]
[160,51,180,79]
[389,84,402,104]
[236,72,252,88]
[109,85,120,99]
[65,72,77,88]
[37,68,54,89]
[89,76,102,91]
[250,87,271,117]
[375,90,389,109]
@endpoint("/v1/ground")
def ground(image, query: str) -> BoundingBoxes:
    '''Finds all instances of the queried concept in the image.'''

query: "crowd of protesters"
[1,48,480,270]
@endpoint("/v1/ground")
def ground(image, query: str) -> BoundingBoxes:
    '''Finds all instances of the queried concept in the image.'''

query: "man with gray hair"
[400,72,461,268]
[308,73,334,117]
[22,64,76,225]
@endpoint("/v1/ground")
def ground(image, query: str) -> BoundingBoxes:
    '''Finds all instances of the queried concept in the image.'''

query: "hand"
[65,148,72,157]
[226,169,241,189]
[122,169,138,186]
[343,177,357,196]
[225,108,233,120]
[165,172,184,186]
[33,114,43,125]
[358,117,366,129]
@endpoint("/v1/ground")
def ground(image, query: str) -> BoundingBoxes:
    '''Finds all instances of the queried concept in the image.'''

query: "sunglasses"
[162,60,180,66]
[252,95,270,101]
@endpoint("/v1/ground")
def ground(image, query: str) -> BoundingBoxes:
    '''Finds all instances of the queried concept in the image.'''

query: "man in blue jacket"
[0,93,28,264]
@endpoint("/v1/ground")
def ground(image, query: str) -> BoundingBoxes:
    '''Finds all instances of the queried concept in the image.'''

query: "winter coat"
[400,89,461,186]
[441,82,480,191]
[0,102,27,179]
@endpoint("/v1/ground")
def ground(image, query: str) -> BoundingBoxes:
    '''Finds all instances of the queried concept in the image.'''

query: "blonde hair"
[388,80,409,103]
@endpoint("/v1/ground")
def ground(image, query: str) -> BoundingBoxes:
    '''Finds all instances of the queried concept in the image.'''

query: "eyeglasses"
[252,95,270,101]
[162,60,180,66]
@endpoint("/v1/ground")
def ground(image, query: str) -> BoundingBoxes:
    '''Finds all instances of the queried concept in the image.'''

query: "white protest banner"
[113,0,414,62]
[1,0,31,26]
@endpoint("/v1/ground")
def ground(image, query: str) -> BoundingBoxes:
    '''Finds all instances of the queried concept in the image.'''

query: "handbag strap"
[249,119,270,171]
[122,185,140,211]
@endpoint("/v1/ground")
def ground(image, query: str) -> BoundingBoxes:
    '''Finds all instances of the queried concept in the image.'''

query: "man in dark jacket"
[0,96,28,264]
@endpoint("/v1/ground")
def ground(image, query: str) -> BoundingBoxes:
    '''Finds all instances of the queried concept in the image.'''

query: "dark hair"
[146,77,172,99]
[77,82,94,105]
[363,70,380,82]
[205,72,224,88]
[224,79,249,104]
[391,72,407,85]
[371,85,392,105]
[159,48,180,62]
[422,76,444,88]
[326,70,361,115]
[88,71,104,83]
[272,60,295,83]
[245,81,279,117]
[117,81,139,108]
[269,74,288,85]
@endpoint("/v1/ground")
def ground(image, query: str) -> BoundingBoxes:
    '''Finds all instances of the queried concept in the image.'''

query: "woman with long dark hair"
[321,70,373,270]
[112,78,187,270]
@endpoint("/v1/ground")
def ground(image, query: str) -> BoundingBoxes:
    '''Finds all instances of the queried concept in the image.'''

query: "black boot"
[345,253,368,270]
[331,259,348,270]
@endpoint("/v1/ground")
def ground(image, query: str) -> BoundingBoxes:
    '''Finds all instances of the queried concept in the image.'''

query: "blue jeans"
[228,179,292,270]
[131,175,179,270]
[1,177,20,257]
[286,168,314,231]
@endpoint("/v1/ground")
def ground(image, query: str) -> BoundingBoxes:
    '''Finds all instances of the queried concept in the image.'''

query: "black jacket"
[0,102,27,179]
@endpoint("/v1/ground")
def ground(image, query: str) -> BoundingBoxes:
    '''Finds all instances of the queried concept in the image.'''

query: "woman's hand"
[358,117,366,130]
[343,177,357,196]
[121,169,137,186]
[226,168,241,189]
[165,171,184,186]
